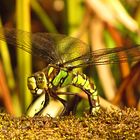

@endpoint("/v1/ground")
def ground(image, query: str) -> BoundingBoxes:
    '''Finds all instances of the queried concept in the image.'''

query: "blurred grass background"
[0,0,140,116]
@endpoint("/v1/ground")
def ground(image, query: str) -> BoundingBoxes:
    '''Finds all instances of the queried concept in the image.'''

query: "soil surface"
[0,108,140,140]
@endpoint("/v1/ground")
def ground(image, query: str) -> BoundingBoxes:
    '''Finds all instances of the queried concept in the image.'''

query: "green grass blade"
[0,18,22,116]
[65,0,84,34]
[31,0,57,33]
[16,0,32,112]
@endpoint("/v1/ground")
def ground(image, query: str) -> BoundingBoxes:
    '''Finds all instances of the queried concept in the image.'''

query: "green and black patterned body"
[0,28,140,117]
[27,64,100,115]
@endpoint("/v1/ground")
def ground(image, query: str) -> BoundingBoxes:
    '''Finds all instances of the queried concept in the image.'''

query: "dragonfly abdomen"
[48,66,100,114]
[72,72,100,114]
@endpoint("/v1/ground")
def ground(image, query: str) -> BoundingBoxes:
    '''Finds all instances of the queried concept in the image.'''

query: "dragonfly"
[0,28,140,116]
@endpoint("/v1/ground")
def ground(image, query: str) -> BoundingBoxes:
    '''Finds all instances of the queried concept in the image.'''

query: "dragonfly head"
[27,72,48,95]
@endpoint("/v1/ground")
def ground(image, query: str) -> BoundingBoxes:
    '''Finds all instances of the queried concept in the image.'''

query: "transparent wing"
[0,28,140,69]
[62,45,140,68]
[0,28,89,65]
[0,28,62,64]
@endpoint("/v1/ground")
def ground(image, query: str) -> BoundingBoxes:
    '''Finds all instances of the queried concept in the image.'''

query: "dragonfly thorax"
[27,71,48,95]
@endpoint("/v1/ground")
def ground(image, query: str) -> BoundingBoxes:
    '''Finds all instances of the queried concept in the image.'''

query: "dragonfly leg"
[67,95,82,115]
[56,91,82,115]
[72,72,100,114]
[50,90,68,115]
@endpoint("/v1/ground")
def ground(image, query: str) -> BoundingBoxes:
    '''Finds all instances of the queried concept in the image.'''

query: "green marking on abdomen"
[72,72,100,113]
[72,73,86,86]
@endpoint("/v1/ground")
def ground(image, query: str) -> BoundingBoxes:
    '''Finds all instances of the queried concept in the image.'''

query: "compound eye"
[36,72,47,89]
[27,77,36,90]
